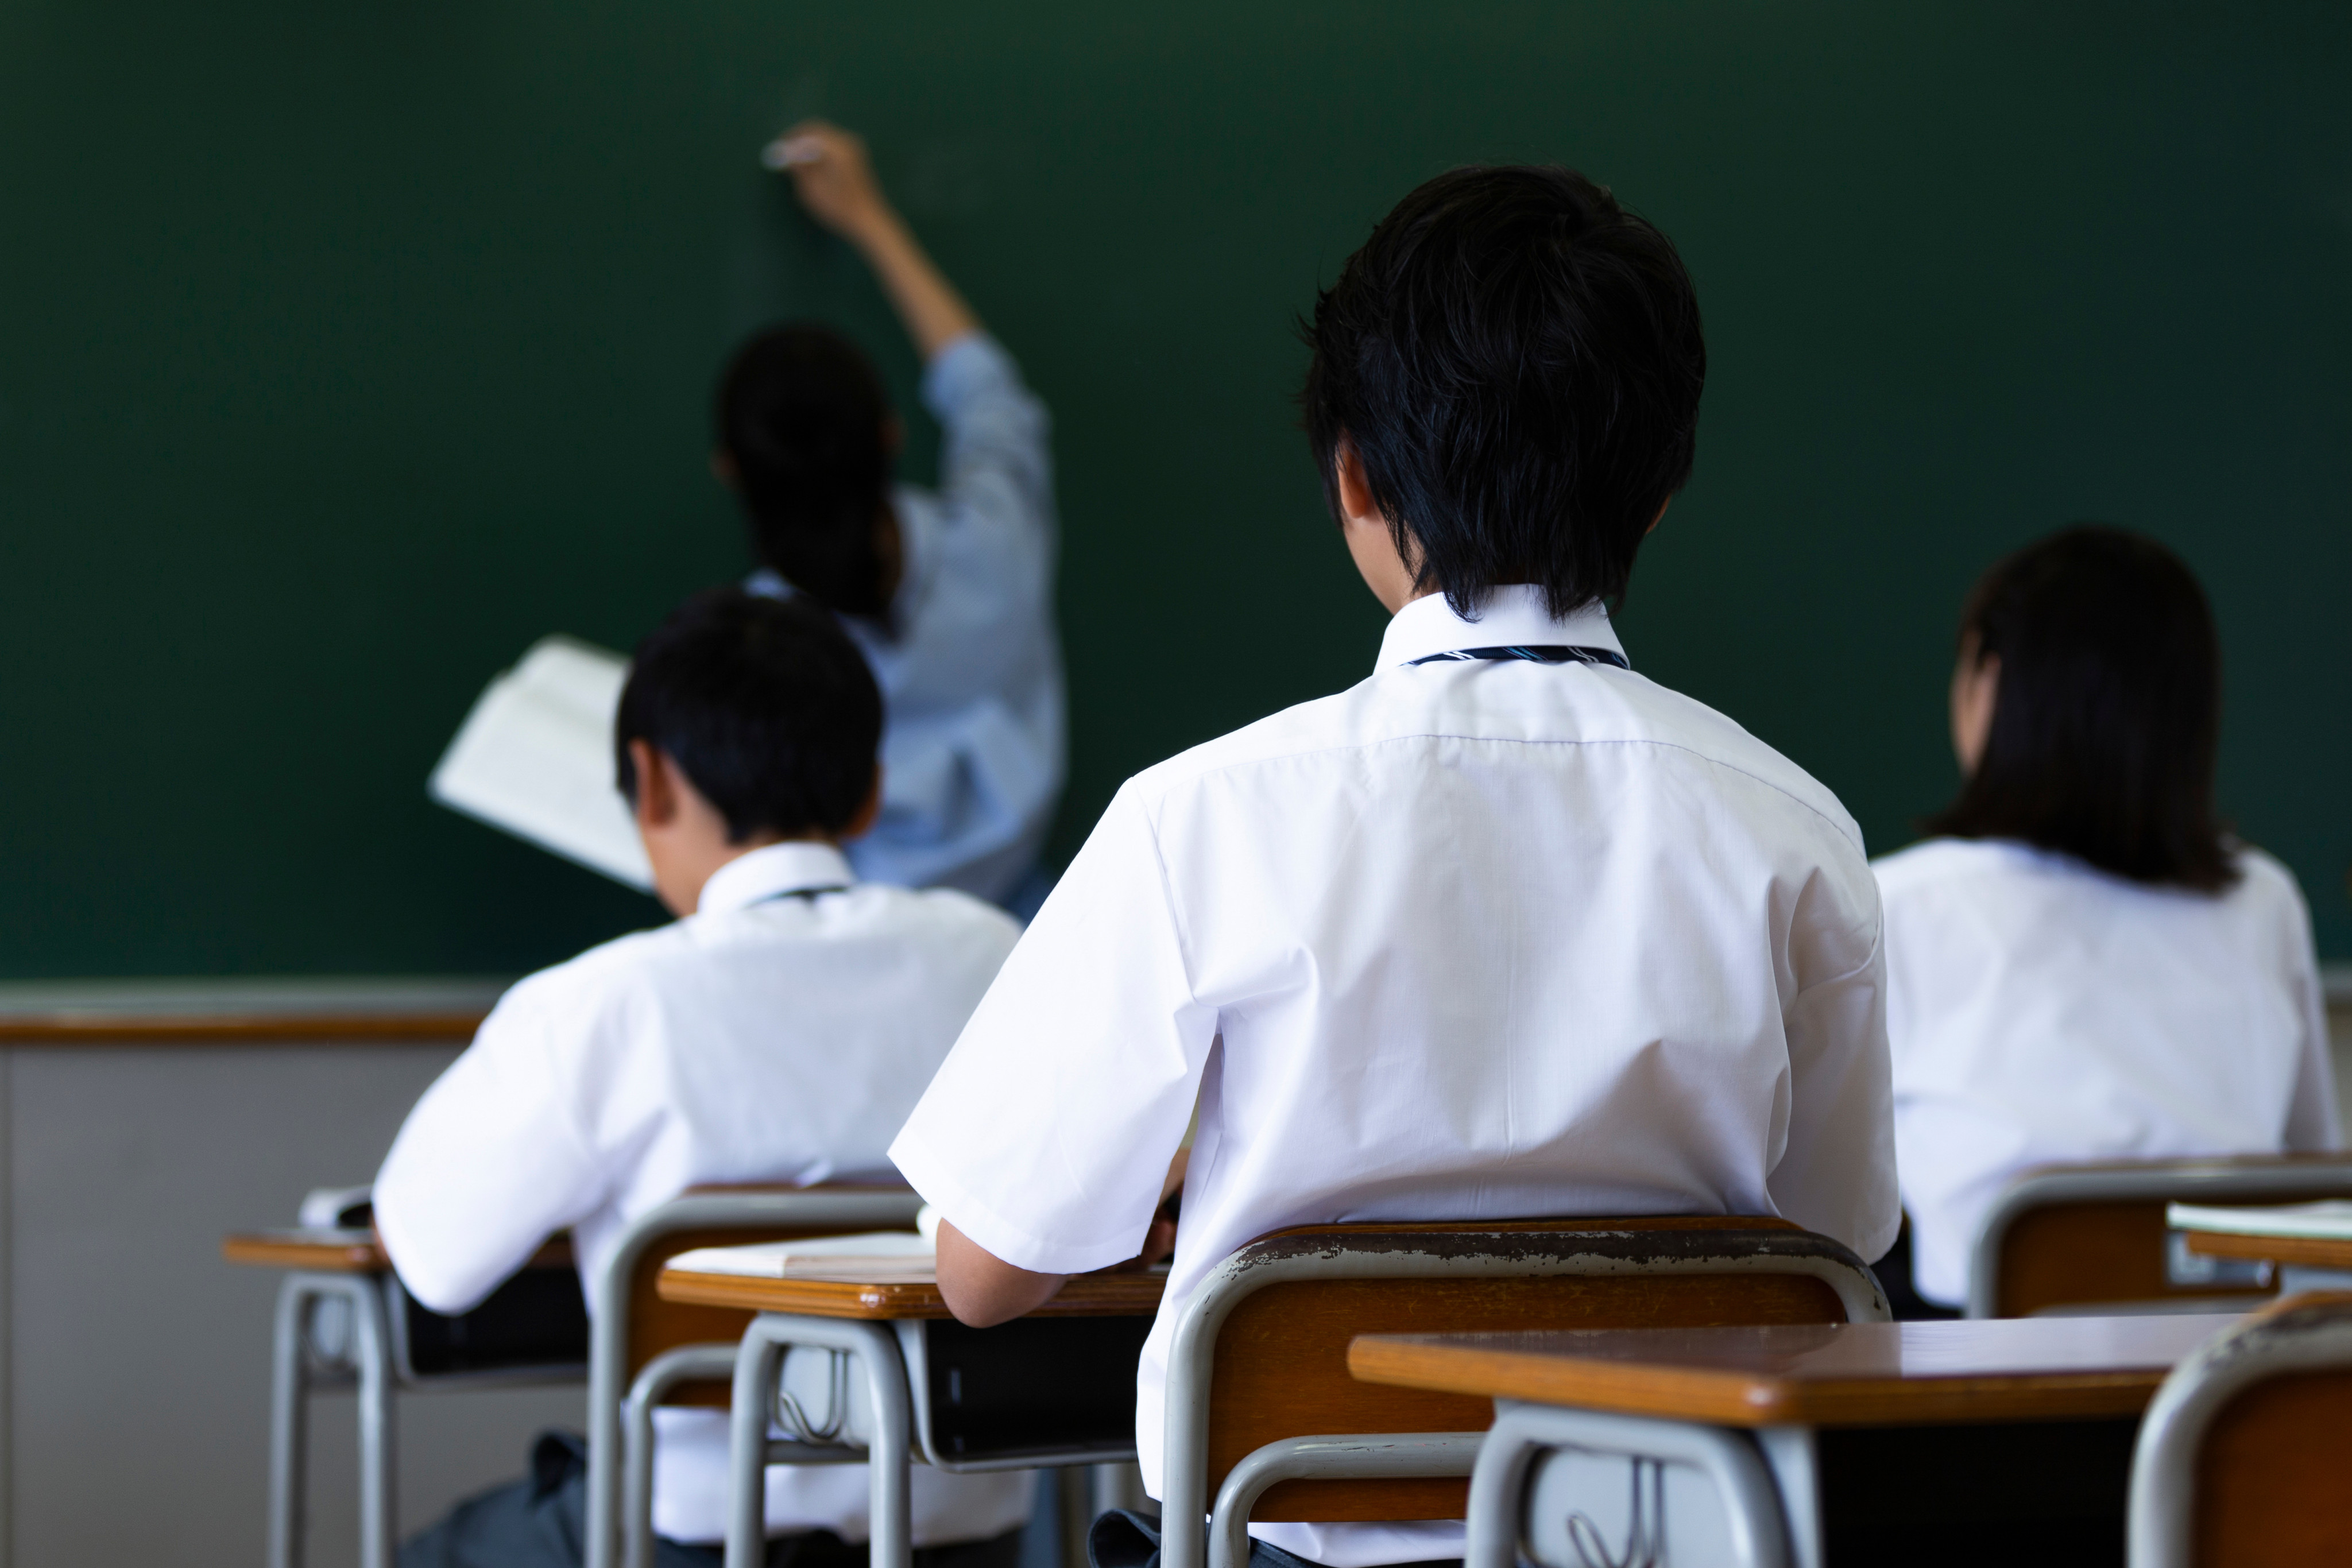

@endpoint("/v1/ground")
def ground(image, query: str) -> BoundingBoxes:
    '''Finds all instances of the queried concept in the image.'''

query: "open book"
[2168,1199,2352,1241]
[665,1230,933,1279]
[428,637,652,890]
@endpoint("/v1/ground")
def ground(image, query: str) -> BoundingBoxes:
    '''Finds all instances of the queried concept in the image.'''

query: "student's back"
[378,854,1020,1313]
[892,166,1899,1568]
[377,591,1031,1563]
[1877,528,2337,1310]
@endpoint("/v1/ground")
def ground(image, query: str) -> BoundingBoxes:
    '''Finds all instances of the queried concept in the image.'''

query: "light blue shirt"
[749,332,1064,902]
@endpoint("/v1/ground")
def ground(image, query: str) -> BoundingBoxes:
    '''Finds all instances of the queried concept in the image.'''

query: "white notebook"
[2168,1199,2352,1241]
[429,636,653,890]
[665,1231,934,1279]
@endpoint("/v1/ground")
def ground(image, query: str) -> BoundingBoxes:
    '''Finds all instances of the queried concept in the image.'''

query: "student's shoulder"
[490,923,691,1018]
[1871,835,2002,894]
[1117,668,1863,851]
[1598,671,1866,851]
[849,882,1025,954]
[2225,843,2318,936]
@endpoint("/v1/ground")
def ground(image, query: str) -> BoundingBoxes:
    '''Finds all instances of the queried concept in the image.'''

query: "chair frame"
[583,1186,925,1568]
[1964,1156,2352,1319]
[2127,1292,2352,1568]
[1157,1221,1890,1568]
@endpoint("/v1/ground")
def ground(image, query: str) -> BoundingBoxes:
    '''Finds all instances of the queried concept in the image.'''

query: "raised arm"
[768,120,978,361]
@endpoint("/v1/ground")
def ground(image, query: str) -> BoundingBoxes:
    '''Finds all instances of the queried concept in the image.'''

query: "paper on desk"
[2168,1199,2352,1240]
[429,636,653,890]
[665,1230,933,1278]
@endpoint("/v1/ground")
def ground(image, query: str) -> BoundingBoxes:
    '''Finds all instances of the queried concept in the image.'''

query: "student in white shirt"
[887,166,1901,1568]
[718,121,1062,913]
[377,589,1032,1568]
[1874,526,2339,1311]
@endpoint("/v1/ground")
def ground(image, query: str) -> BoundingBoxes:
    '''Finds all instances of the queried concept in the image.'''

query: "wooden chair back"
[2129,1292,2352,1568]
[1970,1156,2352,1319]
[1198,1215,1877,1522]
[621,1184,920,1407]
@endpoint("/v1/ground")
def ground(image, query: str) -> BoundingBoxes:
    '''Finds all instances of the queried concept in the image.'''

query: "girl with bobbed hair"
[1877,525,2339,1311]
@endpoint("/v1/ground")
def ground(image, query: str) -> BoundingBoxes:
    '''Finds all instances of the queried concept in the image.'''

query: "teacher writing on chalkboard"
[714,120,1063,918]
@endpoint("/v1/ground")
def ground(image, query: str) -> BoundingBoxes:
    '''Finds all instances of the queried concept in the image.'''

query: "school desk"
[2173,1205,2352,1295]
[1349,1314,2243,1568]
[222,1228,586,1568]
[656,1256,1164,1568]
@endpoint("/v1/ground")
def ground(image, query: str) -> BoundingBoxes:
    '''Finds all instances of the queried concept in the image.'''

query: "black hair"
[1925,525,2235,892]
[614,587,883,843]
[716,324,895,620]
[1300,164,1706,620]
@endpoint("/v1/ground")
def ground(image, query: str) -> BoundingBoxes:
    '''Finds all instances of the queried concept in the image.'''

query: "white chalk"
[760,137,823,171]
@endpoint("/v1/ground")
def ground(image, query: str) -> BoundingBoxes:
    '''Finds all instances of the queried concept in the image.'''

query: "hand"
[765,120,893,245]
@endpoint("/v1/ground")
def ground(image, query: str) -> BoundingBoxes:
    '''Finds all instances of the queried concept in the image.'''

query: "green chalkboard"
[2,2,2345,977]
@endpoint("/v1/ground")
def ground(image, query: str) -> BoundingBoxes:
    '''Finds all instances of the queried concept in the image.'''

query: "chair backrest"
[581,1184,924,1568]
[1967,1156,2352,1319]
[2128,1291,2352,1568]
[1165,1215,1886,1528]
[606,1183,925,1400]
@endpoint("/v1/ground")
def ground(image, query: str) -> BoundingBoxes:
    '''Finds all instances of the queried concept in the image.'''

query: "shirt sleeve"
[372,976,613,1313]
[889,782,1215,1275]
[2275,870,2342,1152]
[921,332,1055,576]
[1765,865,1903,1265]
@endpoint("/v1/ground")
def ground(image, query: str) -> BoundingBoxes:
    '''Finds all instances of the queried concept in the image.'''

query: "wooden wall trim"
[0,978,506,1044]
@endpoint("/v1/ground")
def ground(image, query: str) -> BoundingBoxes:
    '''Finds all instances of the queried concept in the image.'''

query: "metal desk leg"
[1466,1402,1792,1568]
[268,1273,399,1568]
[267,1276,315,1568]
[725,1314,911,1568]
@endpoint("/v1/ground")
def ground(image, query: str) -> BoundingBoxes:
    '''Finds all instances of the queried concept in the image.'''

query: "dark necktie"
[1409,645,1629,669]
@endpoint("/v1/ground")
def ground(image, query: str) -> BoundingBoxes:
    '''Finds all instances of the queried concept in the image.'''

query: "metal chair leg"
[354,1279,399,1568]
[624,1345,744,1568]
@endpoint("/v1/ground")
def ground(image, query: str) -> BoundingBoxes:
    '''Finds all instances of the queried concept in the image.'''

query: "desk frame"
[718,1311,1155,1568]
[263,1267,585,1568]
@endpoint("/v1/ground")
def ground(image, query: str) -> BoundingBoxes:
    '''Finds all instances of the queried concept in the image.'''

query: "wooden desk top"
[2184,1228,2352,1270]
[1349,1314,2241,1427]
[657,1259,1167,1321]
[222,1230,573,1273]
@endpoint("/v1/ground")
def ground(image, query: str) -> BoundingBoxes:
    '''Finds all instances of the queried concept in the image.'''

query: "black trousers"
[399,1431,1029,1568]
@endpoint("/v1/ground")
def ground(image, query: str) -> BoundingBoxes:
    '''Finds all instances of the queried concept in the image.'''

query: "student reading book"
[378,590,1031,1568]
[887,165,1901,1568]
[724,121,1064,912]
[1875,526,2339,1310]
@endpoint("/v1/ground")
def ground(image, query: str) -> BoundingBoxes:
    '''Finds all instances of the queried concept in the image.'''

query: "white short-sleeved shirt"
[749,332,1064,903]
[889,586,1899,1567]
[373,842,1033,1547]
[1876,837,2341,1308]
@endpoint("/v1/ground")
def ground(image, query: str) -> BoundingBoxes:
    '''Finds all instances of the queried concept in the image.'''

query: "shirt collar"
[697,841,858,916]
[1374,584,1628,671]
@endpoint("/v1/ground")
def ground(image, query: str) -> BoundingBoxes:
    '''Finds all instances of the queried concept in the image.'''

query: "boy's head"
[1302,165,1706,620]
[615,588,883,915]
[714,324,900,620]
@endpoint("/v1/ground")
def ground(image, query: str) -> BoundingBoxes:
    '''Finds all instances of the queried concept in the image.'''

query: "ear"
[628,739,682,831]
[709,449,740,490]
[840,764,884,842]
[1647,496,1672,534]
[881,415,904,459]
[1333,439,1383,531]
